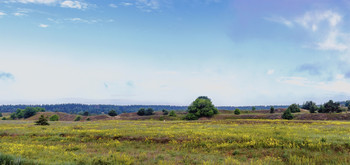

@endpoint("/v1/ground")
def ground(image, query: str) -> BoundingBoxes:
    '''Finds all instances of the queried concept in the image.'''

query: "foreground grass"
[1,119,350,164]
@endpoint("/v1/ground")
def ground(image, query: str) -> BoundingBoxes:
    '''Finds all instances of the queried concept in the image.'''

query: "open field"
[1,119,350,164]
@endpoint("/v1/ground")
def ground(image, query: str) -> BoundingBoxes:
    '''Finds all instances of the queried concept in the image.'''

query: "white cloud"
[39,24,49,28]
[278,76,350,94]
[0,11,6,16]
[120,2,133,6]
[60,0,88,9]
[13,12,27,16]
[267,69,275,75]
[265,16,293,27]
[109,3,118,8]
[7,0,58,4]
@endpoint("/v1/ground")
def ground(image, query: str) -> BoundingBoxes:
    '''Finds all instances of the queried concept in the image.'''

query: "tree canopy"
[186,96,218,119]
[287,104,300,113]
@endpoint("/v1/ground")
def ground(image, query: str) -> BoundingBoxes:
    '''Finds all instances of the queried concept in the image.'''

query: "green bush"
[137,108,145,116]
[183,113,199,120]
[169,110,176,117]
[108,110,118,116]
[234,109,240,115]
[35,115,49,125]
[2,117,6,120]
[162,109,169,115]
[287,104,300,113]
[187,96,218,119]
[74,115,81,121]
[270,107,275,113]
[49,114,59,121]
[0,113,2,117]
[86,118,91,121]
[282,109,294,120]
[145,108,154,116]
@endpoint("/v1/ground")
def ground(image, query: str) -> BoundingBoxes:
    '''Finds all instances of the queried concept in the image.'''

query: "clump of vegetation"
[10,107,45,119]
[234,109,241,115]
[82,111,89,116]
[35,115,49,125]
[185,96,218,120]
[86,118,91,121]
[287,104,300,113]
[49,114,59,121]
[270,106,275,113]
[74,115,81,121]
[162,109,169,115]
[282,109,294,120]
[169,110,176,117]
[137,108,154,116]
[183,113,198,120]
[252,106,256,111]
[321,100,341,113]
[2,117,6,120]
[0,113,2,117]
[108,110,118,117]
[302,101,318,113]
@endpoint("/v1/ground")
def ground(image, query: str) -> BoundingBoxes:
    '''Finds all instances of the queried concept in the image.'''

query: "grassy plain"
[1,119,350,164]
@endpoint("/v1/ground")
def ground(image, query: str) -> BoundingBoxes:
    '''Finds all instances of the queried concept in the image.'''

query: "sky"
[1,0,350,106]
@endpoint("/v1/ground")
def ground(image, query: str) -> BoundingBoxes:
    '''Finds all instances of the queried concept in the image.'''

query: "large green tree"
[287,104,300,113]
[323,100,340,113]
[186,96,218,118]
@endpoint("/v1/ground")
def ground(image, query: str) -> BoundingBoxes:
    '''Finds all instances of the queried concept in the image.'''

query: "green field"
[1,119,350,164]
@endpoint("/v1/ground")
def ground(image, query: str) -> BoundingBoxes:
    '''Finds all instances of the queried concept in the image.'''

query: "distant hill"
[0,104,290,114]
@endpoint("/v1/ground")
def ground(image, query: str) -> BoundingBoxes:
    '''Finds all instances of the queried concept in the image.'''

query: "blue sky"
[1,0,350,106]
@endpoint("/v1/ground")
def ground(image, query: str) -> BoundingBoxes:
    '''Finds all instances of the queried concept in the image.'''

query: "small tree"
[309,104,318,113]
[282,109,294,120]
[318,105,326,113]
[74,115,81,121]
[162,109,169,115]
[270,106,275,113]
[234,109,241,115]
[49,114,59,121]
[86,118,91,121]
[2,117,6,120]
[302,101,317,110]
[137,108,146,116]
[145,108,154,116]
[187,96,218,118]
[108,110,118,117]
[169,110,176,117]
[323,100,340,113]
[287,104,300,113]
[252,107,256,111]
[35,115,49,125]
[82,111,89,116]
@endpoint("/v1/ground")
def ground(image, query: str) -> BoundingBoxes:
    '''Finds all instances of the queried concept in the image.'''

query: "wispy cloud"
[39,24,49,28]
[0,72,14,80]
[264,16,293,27]
[267,69,275,75]
[109,3,118,8]
[0,11,6,16]
[60,0,88,10]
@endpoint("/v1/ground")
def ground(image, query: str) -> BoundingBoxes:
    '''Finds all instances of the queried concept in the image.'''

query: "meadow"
[1,119,350,165]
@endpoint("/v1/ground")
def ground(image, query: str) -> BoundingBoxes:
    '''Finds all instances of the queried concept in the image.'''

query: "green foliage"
[162,109,169,115]
[282,109,294,120]
[10,107,46,119]
[108,110,118,117]
[183,113,199,120]
[322,100,341,113]
[86,118,91,121]
[187,96,218,119]
[82,111,89,116]
[302,101,317,110]
[345,100,350,107]
[270,106,275,113]
[234,109,241,115]
[137,108,145,116]
[252,107,256,111]
[35,115,49,125]
[0,113,2,117]
[309,104,318,113]
[318,105,326,113]
[2,117,6,120]
[74,115,81,121]
[145,108,154,116]
[49,114,59,121]
[287,104,300,113]
[169,110,176,117]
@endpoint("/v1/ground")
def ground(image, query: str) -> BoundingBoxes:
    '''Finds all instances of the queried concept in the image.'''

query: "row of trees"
[10,107,45,119]
[302,100,343,113]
